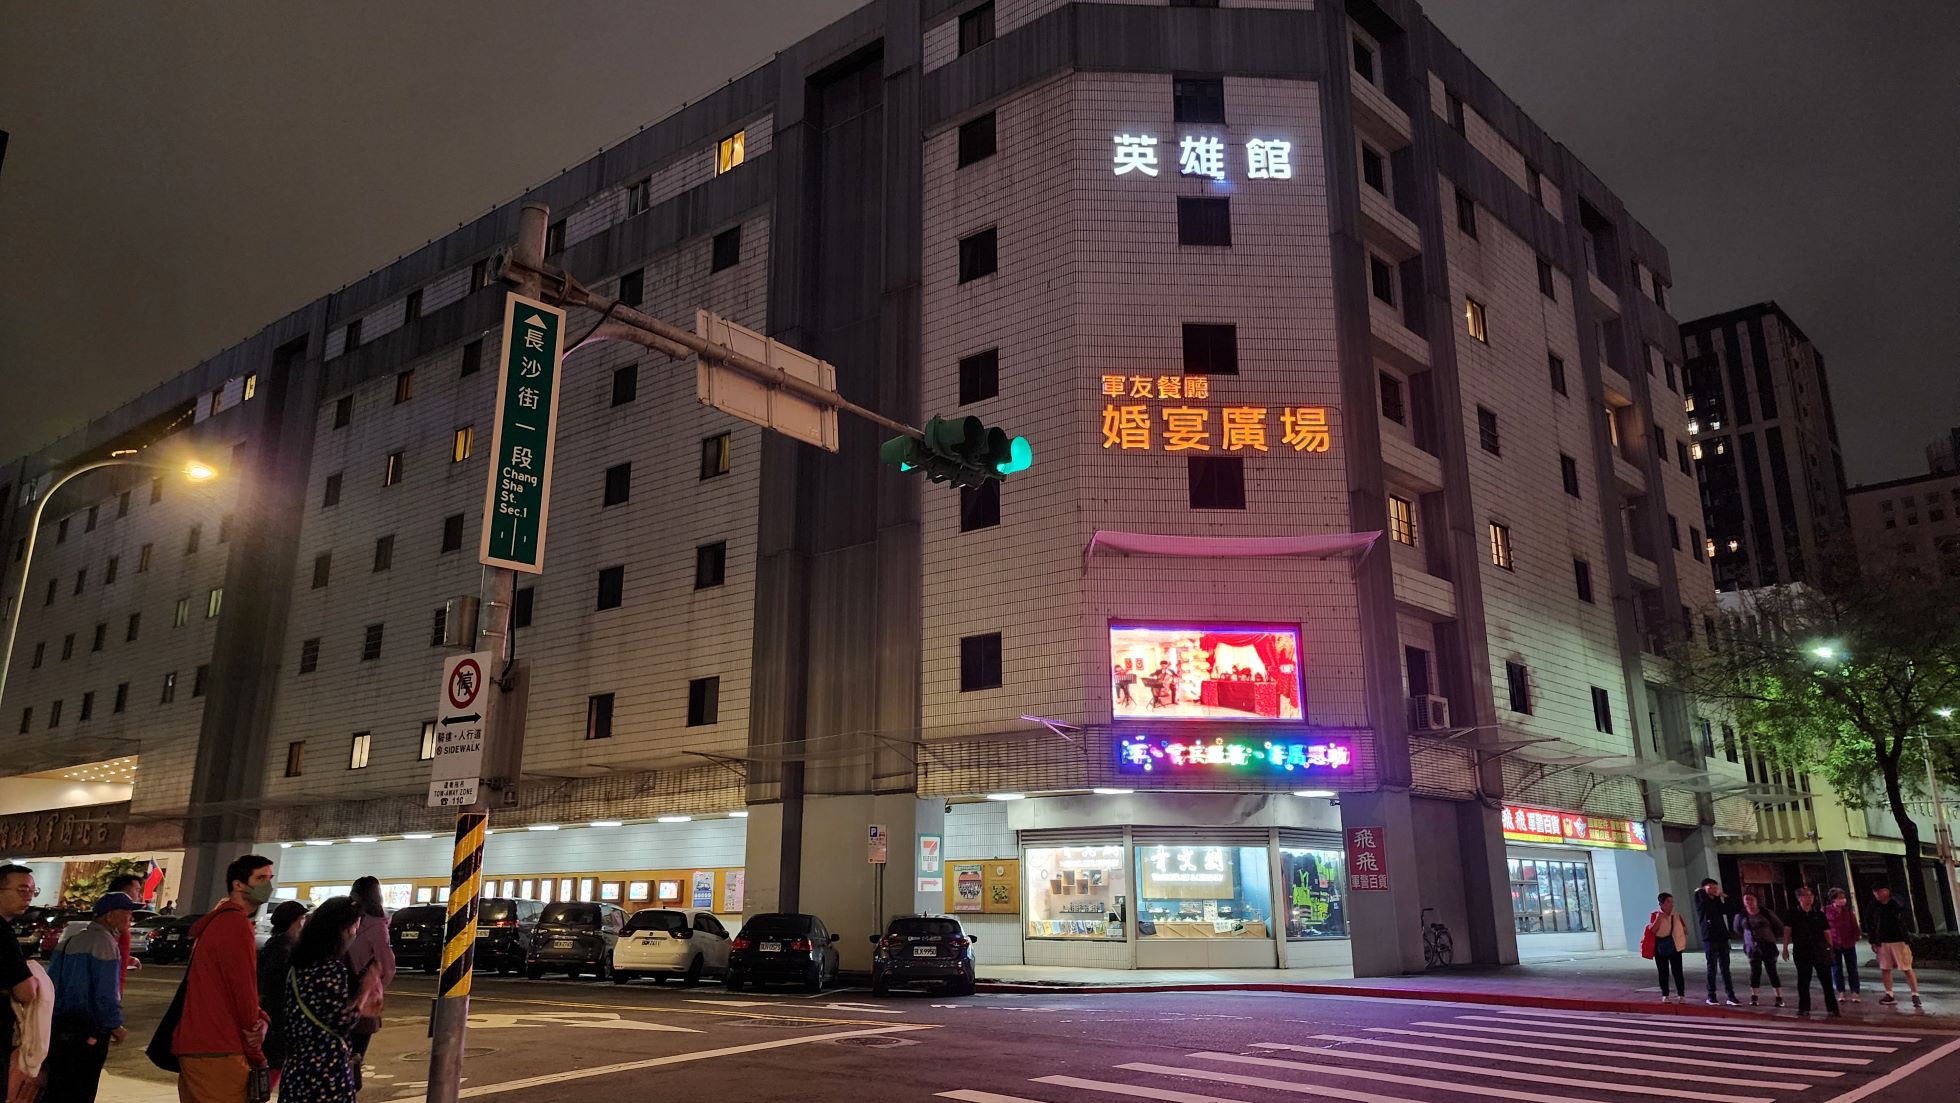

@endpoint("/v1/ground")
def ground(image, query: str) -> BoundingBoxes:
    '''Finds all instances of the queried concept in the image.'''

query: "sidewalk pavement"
[978,949,1960,1025]
[96,1071,178,1103]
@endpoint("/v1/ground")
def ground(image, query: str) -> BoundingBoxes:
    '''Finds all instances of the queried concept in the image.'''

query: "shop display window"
[1279,847,1348,939]
[1136,843,1273,939]
[415,887,434,904]
[600,882,622,901]
[657,880,683,904]
[579,877,596,901]
[628,882,651,902]
[520,879,536,900]
[1508,857,1596,934]
[1024,844,1127,940]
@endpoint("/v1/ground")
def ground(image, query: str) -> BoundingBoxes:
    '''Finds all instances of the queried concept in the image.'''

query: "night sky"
[2,2,1953,483]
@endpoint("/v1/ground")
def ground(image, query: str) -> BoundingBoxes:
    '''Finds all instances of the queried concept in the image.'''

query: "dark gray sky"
[3,2,1954,483]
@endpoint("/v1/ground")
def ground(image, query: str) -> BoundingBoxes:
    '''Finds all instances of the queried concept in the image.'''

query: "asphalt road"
[97,965,1958,1103]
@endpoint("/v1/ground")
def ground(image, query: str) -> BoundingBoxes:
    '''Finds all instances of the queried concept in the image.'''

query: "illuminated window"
[206,588,223,619]
[716,130,747,174]
[420,720,438,760]
[1024,844,1127,940]
[1488,521,1513,570]
[384,451,405,487]
[285,741,305,777]
[1508,858,1596,934]
[1137,843,1273,941]
[1387,495,1416,546]
[243,373,258,401]
[1463,297,1488,343]
[349,732,371,770]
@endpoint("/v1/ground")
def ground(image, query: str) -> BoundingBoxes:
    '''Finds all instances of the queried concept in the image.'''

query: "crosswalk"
[933,1005,1946,1103]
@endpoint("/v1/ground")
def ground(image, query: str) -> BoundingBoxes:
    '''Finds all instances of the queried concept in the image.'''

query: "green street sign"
[479,294,565,573]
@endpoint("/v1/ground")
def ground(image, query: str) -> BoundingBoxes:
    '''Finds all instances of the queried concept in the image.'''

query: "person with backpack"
[1734,892,1786,1007]
[1692,878,1740,1006]
[1645,893,1689,1003]
[1824,887,1863,1003]
[343,878,395,1092]
[1782,885,1841,1018]
[169,855,274,1102]
[280,898,382,1103]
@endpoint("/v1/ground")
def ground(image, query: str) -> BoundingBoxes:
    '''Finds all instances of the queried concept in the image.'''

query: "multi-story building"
[1848,468,1960,582]
[0,0,1741,974]
[1680,302,1850,591]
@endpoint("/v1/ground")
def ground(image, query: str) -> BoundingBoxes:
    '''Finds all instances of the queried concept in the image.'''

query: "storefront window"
[1508,857,1596,934]
[1279,847,1347,939]
[1136,843,1273,939]
[1024,844,1127,939]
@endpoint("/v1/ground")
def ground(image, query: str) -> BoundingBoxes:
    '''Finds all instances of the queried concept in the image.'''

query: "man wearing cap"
[42,893,138,1103]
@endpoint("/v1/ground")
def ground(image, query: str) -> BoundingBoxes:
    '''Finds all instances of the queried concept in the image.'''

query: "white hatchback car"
[611,908,732,986]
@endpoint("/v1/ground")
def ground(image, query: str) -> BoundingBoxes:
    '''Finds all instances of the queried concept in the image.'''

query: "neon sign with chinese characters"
[1113,134,1294,181]
[1501,804,1648,851]
[1099,376,1331,455]
[1116,735,1354,775]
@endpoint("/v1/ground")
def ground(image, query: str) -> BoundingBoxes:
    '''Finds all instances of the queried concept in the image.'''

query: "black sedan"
[390,904,450,974]
[870,915,977,995]
[726,913,840,992]
[138,915,197,964]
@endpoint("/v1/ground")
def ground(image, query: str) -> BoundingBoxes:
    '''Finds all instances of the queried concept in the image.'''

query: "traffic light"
[879,415,1032,487]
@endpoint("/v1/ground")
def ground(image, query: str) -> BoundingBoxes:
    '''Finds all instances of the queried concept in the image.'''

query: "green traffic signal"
[878,415,1031,486]
[994,435,1033,476]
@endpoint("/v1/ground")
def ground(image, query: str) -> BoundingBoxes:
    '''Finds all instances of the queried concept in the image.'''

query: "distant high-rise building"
[1926,427,1960,475]
[1680,303,1849,590]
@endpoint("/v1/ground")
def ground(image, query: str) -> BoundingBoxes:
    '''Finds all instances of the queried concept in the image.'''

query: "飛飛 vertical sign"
[427,651,494,808]
[480,294,566,573]
[1344,825,1389,892]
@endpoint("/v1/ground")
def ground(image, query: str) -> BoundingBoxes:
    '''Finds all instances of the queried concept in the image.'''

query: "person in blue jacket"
[43,892,140,1103]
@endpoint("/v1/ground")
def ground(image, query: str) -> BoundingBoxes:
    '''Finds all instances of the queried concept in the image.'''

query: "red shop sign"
[1345,825,1389,892]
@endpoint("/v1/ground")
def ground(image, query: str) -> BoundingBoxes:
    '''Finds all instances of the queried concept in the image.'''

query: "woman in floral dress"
[279,897,382,1103]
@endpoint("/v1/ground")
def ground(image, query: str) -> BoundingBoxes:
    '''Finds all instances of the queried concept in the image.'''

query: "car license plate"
[554,938,576,947]
[476,930,491,939]
[759,941,782,953]
[402,930,420,940]
[912,946,937,957]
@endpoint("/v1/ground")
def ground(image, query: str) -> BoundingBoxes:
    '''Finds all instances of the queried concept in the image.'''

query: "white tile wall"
[263,816,746,884]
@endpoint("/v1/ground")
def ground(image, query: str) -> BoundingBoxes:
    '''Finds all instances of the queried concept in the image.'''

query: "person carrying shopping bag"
[1734,892,1786,1007]
[1644,893,1690,1004]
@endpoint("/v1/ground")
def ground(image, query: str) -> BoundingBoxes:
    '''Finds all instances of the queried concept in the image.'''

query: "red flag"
[142,861,164,903]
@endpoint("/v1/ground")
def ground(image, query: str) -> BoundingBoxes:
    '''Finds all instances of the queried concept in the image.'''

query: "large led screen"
[1110,623,1304,722]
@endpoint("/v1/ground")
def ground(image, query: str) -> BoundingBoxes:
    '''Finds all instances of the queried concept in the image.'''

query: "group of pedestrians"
[2,857,393,1103]
[1646,877,1925,1017]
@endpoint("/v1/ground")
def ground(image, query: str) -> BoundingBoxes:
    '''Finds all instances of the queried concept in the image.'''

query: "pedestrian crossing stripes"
[932,1005,1935,1103]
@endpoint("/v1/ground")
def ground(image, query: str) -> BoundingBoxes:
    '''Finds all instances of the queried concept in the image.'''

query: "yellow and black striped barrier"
[438,811,488,999]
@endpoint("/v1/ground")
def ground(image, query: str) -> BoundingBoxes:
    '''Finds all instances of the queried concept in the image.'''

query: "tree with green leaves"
[1675,569,1960,932]
[58,856,149,910]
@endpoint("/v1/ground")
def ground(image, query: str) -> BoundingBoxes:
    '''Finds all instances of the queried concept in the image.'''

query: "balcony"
[1380,425,1443,492]
[1626,548,1661,589]
[1612,452,1647,495]
[1391,544,1457,620]
[1350,79,1413,151]
[1369,297,1430,373]
[1588,269,1621,317]
[1360,186,1422,260]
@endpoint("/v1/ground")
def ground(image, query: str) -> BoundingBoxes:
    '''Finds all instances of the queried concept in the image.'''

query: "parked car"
[142,915,197,964]
[13,907,59,960]
[726,913,841,992]
[611,908,730,987]
[869,915,978,996]
[526,902,627,980]
[40,911,95,956]
[390,904,450,974]
[51,910,156,959]
[475,898,544,975]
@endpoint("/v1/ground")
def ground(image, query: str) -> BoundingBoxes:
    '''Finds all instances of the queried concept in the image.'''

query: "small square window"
[617,268,644,308]
[373,534,394,572]
[323,472,343,508]
[1548,354,1567,395]
[1379,372,1405,425]
[711,226,742,272]
[716,130,746,174]
[545,219,566,255]
[603,462,632,507]
[384,451,405,487]
[1387,495,1416,546]
[958,2,995,55]
[959,633,1003,691]
[1352,37,1376,84]
[1464,298,1488,343]
[1360,144,1387,194]
[361,623,384,662]
[1173,77,1225,124]
[1477,406,1501,455]
[596,565,625,610]
[404,289,424,322]
[333,395,353,429]
[687,677,721,726]
[300,638,320,674]
[1182,324,1238,375]
[1591,686,1613,734]
[1537,258,1556,299]
[957,226,998,282]
[586,693,615,740]
[285,741,305,777]
[1505,661,1532,714]
[312,553,332,589]
[1560,454,1580,497]
[1176,197,1231,247]
[1369,254,1397,306]
[452,425,474,463]
[626,177,650,216]
[1187,456,1246,510]
[958,348,999,405]
[612,364,639,406]
[1455,189,1477,237]
[960,480,1001,531]
[349,732,372,770]
[1488,520,1513,570]
[441,513,465,553]
[957,112,997,167]
[420,719,438,760]
[395,370,415,404]
[701,433,731,479]
[695,542,727,589]
[512,586,535,630]
[460,338,483,376]
[1574,559,1594,603]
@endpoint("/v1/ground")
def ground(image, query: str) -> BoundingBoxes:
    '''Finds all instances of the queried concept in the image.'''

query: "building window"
[361,623,384,662]
[1187,456,1246,510]
[1560,454,1580,497]
[429,607,449,647]
[512,586,534,630]
[441,513,465,553]
[284,741,305,777]
[957,226,998,282]
[1676,440,1691,474]
[626,177,650,216]
[470,257,491,291]
[384,451,405,487]
[715,129,746,174]
[16,709,28,734]
[31,642,43,668]
[299,638,320,674]
[333,395,353,429]
[701,433,731,479]
[61,634,74,661]
[1537,258,1556,299]
[596,565,625,610]
[394,370,415,404]
[113,683,127,714]
[349,732,372,770]
[85,505,98,532]
[1508,858,1597,935]
[218,513,233,544]
[958,2,995,54]
[1447,92,1466,135]
[1368,254,1397,306]
[957,112,996,167]
[1176,197,1231,246]
[1690,526,1704,561]
[206,588,223,619]
[1173,77,1225,124]
[323,472,343,508]
[612,364,639,406]
[373,535,394,572]
[312,553,332,589]
[452,425,474,463]
[1488,521,1513,570]
[92,623,106,652]
[617,268,644,308]
[173,598,190,627]
[461,338,484,376]
[126,613,140,642]
[161,672,178,704]
[1379,372,1405,424]
[117,490,131,518]
[603,462,632,507]
[1464,298,1489,343]
[959,633,1003,691]
[344,318,362,351]
[73,568,86,595]
[586,693,615,740]
[1505,662,1532,714]
[1477,407,1501,455]
[687,677,720,726]
[545,219,566,255]
[1721,724,1738,763]
[192,664,210,697]
[1574,559,1594,603]
[1182,324,1238,375]
[960,480,1000,532]
[1360,144,1387,195]
[48,700,61,728]
[1591,687,1613,733]
[959,348,999,405]
[186,523,202,555]
[45,578,56,607]
[1351,37,1376,84]
[1455,189,1477,237]
[1387,495,1416,546]
[420,720,438,760]
[150,476,165,503]
[1668,514,1681,550]
[711,226,742,272]
[695,542,727,589]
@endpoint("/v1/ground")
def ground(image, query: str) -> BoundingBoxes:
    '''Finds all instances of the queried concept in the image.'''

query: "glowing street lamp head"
[183,461,218,482]
[1809,643,1838,661]
[1937,708,1955,721]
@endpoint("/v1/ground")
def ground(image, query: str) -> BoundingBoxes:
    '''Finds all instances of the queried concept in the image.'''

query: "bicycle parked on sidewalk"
[1422,907,1454,968]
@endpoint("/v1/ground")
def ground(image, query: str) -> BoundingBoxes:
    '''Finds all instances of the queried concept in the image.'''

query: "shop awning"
[1085,529,1381,568]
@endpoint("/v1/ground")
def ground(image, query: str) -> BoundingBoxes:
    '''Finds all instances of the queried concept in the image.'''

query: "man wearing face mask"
[172,855,275,1102]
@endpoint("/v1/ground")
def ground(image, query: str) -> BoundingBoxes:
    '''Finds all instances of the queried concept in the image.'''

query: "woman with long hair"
[280,897,382,1103]
[255,900,308,1092]
[344,877,396,1088]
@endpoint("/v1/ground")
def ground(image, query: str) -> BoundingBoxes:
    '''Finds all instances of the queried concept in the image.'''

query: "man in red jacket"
[172,855,274,1102]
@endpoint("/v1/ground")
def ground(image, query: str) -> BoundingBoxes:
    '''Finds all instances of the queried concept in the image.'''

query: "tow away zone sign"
[427,651,493,808]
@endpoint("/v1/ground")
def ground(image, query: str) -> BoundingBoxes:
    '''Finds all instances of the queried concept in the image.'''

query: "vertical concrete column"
[1340,790,1425,976]
[1455,801,1519,965]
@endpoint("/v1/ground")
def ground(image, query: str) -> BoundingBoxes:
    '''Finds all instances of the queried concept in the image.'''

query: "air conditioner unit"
[1409,694,1450,731]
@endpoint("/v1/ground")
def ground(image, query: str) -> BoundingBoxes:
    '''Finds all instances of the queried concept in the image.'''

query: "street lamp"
[0,456,219,707]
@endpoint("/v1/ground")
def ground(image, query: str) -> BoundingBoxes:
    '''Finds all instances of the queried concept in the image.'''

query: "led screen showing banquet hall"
[1109,624,1304,722]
